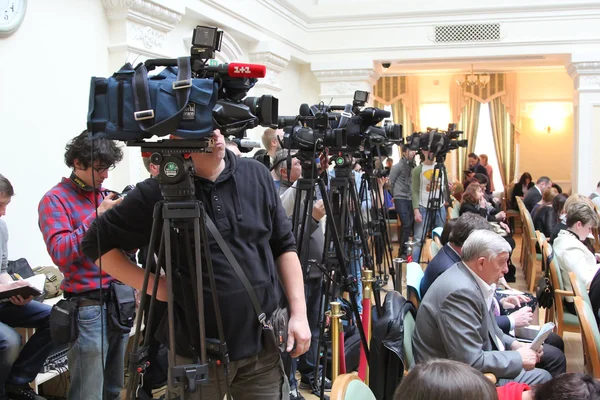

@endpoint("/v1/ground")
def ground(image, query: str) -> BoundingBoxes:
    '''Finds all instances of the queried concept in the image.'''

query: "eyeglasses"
[93,165,116,174]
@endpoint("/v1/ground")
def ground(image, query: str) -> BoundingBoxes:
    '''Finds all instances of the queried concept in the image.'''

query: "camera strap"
[205,216,268,328]
[133,56,193,136]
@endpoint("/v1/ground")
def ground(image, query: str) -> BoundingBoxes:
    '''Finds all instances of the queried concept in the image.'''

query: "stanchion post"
[329,302,344,382]
[358,270,375,384]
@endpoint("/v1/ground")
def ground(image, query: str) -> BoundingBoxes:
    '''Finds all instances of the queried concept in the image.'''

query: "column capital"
[102,0,185,61]
[248,50,291,92]
[568,61,600,93]
[311,65,381,105]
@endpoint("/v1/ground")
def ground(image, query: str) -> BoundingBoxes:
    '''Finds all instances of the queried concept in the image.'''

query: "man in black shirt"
[82,130,310,400]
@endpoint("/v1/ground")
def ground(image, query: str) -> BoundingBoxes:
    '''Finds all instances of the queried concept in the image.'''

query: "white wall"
[0,0,110,267]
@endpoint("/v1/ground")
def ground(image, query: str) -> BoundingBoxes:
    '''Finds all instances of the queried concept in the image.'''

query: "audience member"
[510,173,534,210]
[413,230,552,385]
[523,176,552,213]
[0,174,53,400]
[480,154,495,192]
[451,181,464,203]
[554,196,600,314]
[394,359,498,400]
[468,153,489,177]
[419,215,565,377]
[532,188,559,238]
[549,194,568,244]
[439,218,457,246]
[590,181,600,209]
[531,373,600,400]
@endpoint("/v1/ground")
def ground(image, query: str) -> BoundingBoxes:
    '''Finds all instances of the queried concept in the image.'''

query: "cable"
[88,132,107,391]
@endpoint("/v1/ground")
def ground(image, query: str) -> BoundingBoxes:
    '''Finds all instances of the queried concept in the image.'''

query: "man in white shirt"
[412,229,551,386]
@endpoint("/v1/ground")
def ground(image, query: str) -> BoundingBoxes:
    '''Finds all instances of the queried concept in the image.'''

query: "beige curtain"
[457,98,481,178]
[391,100,413,137]
[402,76,420,132]
[449,75,468,124]
[489,97,516,187]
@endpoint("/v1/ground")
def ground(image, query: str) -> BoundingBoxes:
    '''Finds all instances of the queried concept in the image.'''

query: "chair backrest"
[403,310,417,370]
[569,271,592,306]
[430,239,441,259]
[449,206,460,219]
[573,296,600,378]
[536,231,546,255]
[331,373,377,400]
[543,241,566,290]
[406,262,425,310]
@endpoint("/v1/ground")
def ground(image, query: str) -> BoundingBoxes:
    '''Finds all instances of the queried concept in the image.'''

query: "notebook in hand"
[0,275,44,302]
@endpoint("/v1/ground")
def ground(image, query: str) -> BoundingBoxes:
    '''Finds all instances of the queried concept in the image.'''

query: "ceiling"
[380,54,571,75]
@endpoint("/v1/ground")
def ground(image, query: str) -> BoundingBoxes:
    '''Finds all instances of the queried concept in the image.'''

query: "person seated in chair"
[532,188,559,238]
[413,229,554,386]
[553,196,600,315]
[510,173,534,211]
[523,176,552,214]
[0,174,53,400]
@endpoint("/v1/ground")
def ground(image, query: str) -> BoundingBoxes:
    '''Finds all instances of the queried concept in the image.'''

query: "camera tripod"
[288,152,371,400]
[356,172,396,299]
[125,140,231,400]
[416,153,450,264]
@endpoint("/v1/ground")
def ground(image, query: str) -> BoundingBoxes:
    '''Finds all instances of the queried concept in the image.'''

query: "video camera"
[87,26,277,143]
[277,90,402,153]
[404,123,467,160]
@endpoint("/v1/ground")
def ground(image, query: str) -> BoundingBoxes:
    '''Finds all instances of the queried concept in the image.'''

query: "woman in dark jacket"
[510,172,534,210]
[460,183,517,280]
[533,188,559,238]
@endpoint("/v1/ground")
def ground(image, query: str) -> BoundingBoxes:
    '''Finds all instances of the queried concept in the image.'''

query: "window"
[473,105,504,193]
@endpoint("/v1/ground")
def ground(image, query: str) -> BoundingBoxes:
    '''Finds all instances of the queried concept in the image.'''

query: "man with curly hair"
[38,131,126,400]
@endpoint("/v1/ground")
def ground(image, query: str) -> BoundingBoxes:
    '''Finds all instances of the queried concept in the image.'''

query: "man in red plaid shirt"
[38,131,126,400]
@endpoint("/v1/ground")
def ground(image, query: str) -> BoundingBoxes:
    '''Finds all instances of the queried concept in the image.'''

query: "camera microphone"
[232,138,262,152]
[299,103,312,117]
[206,62,267,78]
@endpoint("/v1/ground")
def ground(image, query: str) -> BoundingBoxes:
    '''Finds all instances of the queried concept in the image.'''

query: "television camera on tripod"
[82,25,312,400]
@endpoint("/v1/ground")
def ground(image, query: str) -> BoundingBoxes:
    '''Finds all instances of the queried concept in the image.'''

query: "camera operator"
[389,145,416,257]
[0,175,53,400]
[82,129,311,400]
[37,131,127,400]
[411,147,448,262]
[262,128,284,189]
[274,150,331,399]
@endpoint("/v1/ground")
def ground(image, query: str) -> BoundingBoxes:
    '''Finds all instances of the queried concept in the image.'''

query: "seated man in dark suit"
[412,230,552,385]
[421,213,490,298]
[523,176,552,213]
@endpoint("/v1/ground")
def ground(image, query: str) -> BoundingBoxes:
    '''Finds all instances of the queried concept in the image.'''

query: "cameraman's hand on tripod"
[312,200,326,221]
[414,208,423,223]
[287,313,311,357]
[98,192,124,216]
[155,275,168,302]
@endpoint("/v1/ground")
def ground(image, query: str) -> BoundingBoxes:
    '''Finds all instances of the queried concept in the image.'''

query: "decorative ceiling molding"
[102,0,183,31]
[268,0,600,30]
[313,68,380,83]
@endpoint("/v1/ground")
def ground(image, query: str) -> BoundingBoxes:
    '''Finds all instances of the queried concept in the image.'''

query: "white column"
[311,61,381,106]
[101,0,184,189]
[568,56,600,194]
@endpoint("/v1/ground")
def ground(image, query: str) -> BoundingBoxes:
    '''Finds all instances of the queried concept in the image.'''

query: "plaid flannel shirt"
[38,177,116,293]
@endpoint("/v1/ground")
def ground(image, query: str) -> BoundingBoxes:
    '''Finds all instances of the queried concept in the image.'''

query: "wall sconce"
[525,102,573,134]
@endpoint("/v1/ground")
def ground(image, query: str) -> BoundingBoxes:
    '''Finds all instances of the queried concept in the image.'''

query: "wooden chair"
[543,241,580,336]
[569,271,592,306]
[331,373,376,400]
[573,296,600,378]
[504,182,522,234]
[406,262,425,311]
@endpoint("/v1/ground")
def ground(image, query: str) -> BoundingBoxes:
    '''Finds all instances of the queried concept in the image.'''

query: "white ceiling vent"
[434,23,500,43]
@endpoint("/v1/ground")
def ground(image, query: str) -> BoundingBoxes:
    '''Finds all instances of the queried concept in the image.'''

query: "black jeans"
[394,199,414,256]
[0,300,53,394]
